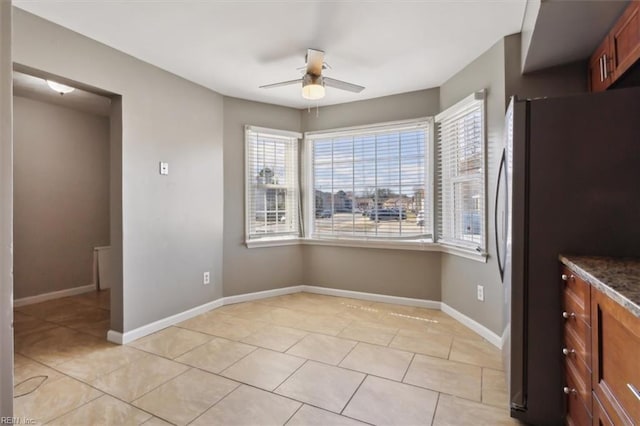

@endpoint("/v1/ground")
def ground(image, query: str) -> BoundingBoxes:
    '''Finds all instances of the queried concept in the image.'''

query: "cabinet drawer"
[592,289,640,425]
[564,344,591,405]
[563,298,591,353]
[566,361,592,426]
[561,266,590,322]
[563,288,590,326]
[564,317,591,367]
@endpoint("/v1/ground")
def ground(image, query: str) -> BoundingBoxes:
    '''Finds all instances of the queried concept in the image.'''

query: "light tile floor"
[13,290,523,425]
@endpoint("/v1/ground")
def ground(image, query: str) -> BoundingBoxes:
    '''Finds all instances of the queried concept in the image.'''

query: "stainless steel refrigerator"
[496,88,640,425]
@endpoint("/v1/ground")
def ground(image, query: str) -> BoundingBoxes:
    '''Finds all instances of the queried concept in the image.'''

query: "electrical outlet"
[203,272,210,285]
[477,285,484,302]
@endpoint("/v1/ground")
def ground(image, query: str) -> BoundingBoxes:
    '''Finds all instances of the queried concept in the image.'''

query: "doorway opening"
[11,67,123,362]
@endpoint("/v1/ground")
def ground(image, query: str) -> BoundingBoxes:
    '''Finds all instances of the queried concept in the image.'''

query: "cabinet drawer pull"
[628,383,640,401]
[603,54,609,79]
[562,348,575,356]
[561,273,574,282]
[562,311,576,319]
[563,386,577,395]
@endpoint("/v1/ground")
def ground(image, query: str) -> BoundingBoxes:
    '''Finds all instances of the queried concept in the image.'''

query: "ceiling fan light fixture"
[302,74,325,100]
[46,80,75,95]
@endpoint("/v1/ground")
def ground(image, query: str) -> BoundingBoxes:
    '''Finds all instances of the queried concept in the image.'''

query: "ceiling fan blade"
[323,77,365,93]
[259,79,301,89]
[306,48,325,75]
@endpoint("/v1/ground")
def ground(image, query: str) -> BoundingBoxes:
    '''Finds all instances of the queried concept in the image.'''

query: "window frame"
[303,117,435,244]
[435,91,487,253]
[244,125,302,247]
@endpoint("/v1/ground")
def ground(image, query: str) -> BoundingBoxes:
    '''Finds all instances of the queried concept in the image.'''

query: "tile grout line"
[36,386,104,424]
[178,378,242,425]
[272,359,309,394]
[184,379,243,426]
[282,401,304,425]
[14,292,510,424]
[215,344,261,377]
[338,372,368,416]
[431,392,441,426]
[335,340,360,367]
[401,352,416,383]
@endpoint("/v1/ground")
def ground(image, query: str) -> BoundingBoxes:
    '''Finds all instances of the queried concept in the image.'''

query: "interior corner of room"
[2,0,640,424]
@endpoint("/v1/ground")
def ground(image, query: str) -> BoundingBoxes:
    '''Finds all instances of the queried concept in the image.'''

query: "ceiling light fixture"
[302,74,325,100]
[46,80,75,95]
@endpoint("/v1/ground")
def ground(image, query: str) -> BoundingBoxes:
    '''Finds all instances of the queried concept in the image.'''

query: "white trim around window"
[435,90,487,254]
[245,125,302,245]
[243,99,489,263]
[304,117,434,242]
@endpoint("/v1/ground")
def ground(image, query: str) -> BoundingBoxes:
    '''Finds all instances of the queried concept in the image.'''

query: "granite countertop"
[559,255,640,318]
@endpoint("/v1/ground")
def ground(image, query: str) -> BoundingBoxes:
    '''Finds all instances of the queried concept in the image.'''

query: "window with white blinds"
[245,126,300,242]
[306,119,431,240]
[436,91,486,250]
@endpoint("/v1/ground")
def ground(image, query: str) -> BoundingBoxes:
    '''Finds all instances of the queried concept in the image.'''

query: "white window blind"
[436,91,486,250]
[306,119,431,240]
[245,126,300,241]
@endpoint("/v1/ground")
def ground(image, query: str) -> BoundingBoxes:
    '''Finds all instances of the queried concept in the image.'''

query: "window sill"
[301,238,438,252]
[245,236,488,262]
[245,237,301,249]
[437,244,488,263]
[303,238,488,262]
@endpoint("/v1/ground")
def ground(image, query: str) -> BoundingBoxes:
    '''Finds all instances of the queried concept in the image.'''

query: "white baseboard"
[501,324,510,349]
[106,330,124,345]
[108,285,497,348]
[440,303,502,348]
[14,284,96,308]
[302,285,441,310]
[223,285,304,305]
[107,298,224,345]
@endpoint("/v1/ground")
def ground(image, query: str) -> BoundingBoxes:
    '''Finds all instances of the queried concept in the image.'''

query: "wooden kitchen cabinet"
[611,1,640,80]
[592,393,615,426]
[561,266,592,424]
[589,37,613,93]
[561,261,640,425]
[589,1,640,92]
[591,287,640,426]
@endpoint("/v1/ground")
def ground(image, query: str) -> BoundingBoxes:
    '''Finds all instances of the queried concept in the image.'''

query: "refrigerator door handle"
[495,148,506,281]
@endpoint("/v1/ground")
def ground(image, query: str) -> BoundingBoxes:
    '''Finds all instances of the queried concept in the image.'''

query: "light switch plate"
[159,162,169,175]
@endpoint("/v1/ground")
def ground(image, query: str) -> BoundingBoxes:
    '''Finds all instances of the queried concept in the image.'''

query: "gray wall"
[439,35,588,335]
[13,96,110,299]
[0,0,13,416]
[301,89,443,301]
[302,89,440,132]
[13,9,225,332]
[505,33,588,102]
[439,39,507,334]
[222,97,304,296]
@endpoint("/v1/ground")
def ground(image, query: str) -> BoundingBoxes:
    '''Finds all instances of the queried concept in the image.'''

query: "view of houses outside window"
[244,93,485,252]
[308,122,431,239]
[245,126,300,241]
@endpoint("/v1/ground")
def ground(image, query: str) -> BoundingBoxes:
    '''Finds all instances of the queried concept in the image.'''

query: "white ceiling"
[14,0,527,109]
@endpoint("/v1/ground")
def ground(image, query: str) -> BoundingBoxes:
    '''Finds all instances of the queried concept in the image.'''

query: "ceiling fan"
[259,48,365,100]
